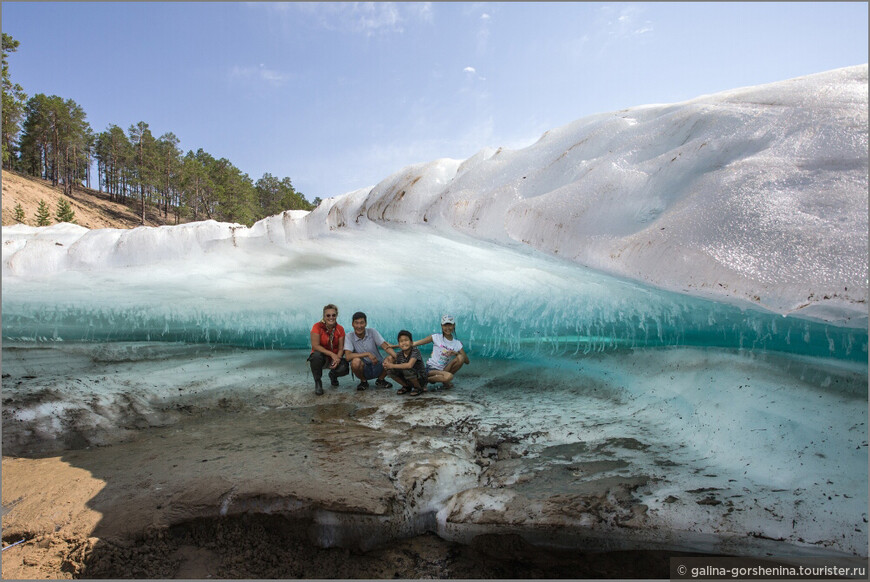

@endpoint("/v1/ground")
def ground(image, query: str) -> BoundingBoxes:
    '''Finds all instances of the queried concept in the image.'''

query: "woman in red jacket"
[308,303,349,395]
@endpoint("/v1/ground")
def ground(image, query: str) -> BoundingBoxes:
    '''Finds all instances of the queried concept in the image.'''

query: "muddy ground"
[3,343,865,579]
[1,404,702,580]
[2,511,701,579]
[1,396,702,580]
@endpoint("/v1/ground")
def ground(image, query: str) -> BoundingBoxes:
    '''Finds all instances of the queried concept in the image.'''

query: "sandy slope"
[1,171,178,229]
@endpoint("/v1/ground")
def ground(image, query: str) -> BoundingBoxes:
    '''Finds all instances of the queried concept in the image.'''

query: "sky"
[1,2,867,202]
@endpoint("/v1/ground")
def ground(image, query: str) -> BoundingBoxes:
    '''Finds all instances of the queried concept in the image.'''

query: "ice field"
[2,65,867,558]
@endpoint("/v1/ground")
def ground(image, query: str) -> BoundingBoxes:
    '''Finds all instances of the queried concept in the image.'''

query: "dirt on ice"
[4,343,865,578]
[2,404,694,579]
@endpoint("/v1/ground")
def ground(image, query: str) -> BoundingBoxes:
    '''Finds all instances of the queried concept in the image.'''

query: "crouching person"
[416,314,470,389]
[343,311,396,391]
[308,303,350,395]
[384,330,428,396]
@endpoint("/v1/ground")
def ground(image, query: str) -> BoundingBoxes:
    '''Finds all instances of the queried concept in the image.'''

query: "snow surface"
[3,65,867,325]
[312,65,869,323]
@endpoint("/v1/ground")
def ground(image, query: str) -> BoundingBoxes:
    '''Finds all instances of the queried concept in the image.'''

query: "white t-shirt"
[426,333,463,370]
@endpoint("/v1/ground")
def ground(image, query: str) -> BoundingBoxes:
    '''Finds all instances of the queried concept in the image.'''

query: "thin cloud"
[410,2,434,24]
[463,66,486,83]
[605,4,654,38]
[354,3,402,35]
[566,4,653,59]
[477,8,491,55]
[230,64,289,87]
[461,2,489,18]
[284,2,433,36]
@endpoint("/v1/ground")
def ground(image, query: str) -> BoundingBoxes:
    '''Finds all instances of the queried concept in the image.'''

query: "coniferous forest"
[2,33,318,227]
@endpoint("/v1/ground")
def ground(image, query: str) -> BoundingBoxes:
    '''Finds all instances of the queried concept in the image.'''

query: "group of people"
[307,304,470,396]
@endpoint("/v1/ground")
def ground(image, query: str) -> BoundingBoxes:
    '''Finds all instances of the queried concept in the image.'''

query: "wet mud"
[4,515,706,579]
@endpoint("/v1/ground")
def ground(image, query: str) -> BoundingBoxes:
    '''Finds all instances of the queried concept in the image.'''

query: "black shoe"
[315,379,324,395]
[329,371,339,387]
[356,380,369,391]
[375,379,393,389]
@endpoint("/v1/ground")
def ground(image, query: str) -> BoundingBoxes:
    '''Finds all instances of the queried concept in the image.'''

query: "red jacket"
[311,322,345,354]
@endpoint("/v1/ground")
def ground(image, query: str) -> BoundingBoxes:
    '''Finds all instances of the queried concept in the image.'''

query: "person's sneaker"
[356,380,369,391]
[314,379,324,395]
[328,371,339,387]
[375,379,393,389]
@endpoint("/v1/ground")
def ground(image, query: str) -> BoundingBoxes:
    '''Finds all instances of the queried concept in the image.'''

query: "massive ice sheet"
[4,66,866,329]
[1,223,865,362]
[1,65,867,560]
[314,64,868,323]
[1,67,866,367]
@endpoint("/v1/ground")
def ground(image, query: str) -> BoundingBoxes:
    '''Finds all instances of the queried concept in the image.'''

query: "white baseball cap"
[441,314,456,325]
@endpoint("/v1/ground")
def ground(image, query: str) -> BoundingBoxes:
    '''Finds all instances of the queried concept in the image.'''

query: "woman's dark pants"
[308,351,349,381]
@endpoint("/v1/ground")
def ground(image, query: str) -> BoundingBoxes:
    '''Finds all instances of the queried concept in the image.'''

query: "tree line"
[2,33,319,226]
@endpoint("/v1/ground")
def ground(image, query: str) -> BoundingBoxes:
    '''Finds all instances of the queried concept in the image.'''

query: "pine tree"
[157,132,181,220]
[94,124,132,201]
[13,202,25,222]
[2,33,28,168]
[55,197,76,223]
[128,121,156,225]
[35,199,51,226]
[19,94,91,191]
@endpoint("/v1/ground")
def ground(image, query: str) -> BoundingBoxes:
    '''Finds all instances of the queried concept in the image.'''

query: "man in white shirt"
[343,311,397,391]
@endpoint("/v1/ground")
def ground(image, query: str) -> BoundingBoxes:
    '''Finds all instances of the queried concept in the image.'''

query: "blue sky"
[2,2,867,201]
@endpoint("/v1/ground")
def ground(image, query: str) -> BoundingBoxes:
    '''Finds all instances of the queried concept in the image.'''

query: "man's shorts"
[363,361,384,380]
